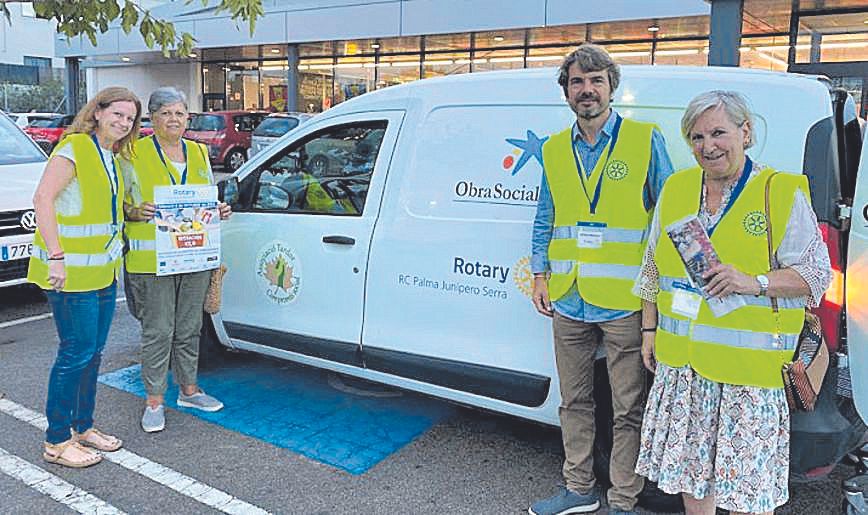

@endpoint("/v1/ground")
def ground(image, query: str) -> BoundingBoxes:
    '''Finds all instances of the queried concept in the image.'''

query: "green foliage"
[0,0,263,57]
[0,79,66,112]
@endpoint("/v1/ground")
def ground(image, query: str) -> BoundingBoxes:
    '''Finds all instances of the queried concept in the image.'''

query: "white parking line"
[0,398,270,515]
[0,297,127,330]
[0,447,126,514]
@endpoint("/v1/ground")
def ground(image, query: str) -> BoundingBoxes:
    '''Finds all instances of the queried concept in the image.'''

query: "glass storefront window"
[796,12,868,63]
[260,60,289,112]
[742,35,807,70]
[336,39,379,56]
[475,29,526,49]
[300,42,334,57]
[334,56,375,104]
[820,33,868,63]
[425,33,471,51]
[263,45,286,59]
[423,52,471,78]
[377,55,421,88]
[603,42,653,65]
[377,36,421,54]
[203,46,260,61]
[473,48,524,72]
[528,25,586,47]
[526,47,570,68]
[653,41,707,66]
[226,62,260,110]
[298,58,334,113]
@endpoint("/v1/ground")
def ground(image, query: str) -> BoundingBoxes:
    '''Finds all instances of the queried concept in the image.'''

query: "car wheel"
[591,358,684,513]
[310,154,329,175]
[225,149,247,172]
[198,312,228,368]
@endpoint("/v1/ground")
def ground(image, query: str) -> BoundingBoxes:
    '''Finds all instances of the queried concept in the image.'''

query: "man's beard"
[572,95,607,120]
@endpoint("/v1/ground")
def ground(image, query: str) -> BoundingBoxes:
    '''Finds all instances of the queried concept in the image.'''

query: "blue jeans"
[44,281,117,444]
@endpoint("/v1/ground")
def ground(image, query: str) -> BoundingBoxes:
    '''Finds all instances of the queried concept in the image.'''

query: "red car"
[139,115,154,138]
[184,111,267,172]
[23,114,75,154]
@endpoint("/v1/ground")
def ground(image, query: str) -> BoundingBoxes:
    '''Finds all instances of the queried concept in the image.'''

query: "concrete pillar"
[708,0,744,67]
[287,44,298,113]
[64,57,80,114]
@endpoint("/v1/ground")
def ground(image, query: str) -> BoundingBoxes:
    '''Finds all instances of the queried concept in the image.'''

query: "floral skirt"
[635,363,790,513]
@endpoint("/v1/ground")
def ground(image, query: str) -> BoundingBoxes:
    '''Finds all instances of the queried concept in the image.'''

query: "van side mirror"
[219,176,240,205]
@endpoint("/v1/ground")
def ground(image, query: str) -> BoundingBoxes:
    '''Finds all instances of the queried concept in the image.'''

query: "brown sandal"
[73,428,123,452]
[43,440,102,468]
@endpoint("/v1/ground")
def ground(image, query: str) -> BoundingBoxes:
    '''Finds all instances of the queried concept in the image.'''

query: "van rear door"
[847,127,868,422]
[217,111,403,364]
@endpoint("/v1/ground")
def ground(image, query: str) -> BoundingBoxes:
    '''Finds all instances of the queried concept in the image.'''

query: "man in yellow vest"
[529,43,674,515]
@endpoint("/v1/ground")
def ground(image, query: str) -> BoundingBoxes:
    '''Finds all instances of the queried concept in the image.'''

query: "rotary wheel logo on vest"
[743,211,767,236]
[605,160,628,180]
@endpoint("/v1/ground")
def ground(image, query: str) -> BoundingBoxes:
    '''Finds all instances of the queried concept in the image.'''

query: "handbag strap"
[763,171,780,314]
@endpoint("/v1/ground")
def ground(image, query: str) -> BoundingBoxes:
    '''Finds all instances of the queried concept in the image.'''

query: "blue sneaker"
[529,486,601,515]
[608,509,638,515]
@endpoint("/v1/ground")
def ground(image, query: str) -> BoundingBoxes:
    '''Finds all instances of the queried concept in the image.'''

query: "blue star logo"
[505,130,548,176]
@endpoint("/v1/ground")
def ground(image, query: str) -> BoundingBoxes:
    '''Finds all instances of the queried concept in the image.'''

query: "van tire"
[592,358,683,513]
[198,312,227,368]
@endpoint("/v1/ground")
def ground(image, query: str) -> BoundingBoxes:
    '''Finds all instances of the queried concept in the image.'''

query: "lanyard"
[152,135,188,185]
[705,156,752,237]
[90,134,119,235]
[571,113,623,215]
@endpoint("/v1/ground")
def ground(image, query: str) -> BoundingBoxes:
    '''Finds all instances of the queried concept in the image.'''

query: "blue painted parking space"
[99,358,454,474]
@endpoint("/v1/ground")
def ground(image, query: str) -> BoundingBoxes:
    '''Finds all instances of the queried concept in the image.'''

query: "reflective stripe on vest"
[124,138,211,274]
[653,165,809,388]
[542,118,655,310]
[27,134,124,292]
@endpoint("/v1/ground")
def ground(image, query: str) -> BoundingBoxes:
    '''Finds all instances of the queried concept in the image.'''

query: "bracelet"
[641,327,657,333]
[48,256,65,261]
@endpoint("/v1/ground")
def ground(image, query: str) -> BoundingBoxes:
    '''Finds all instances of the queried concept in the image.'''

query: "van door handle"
[322,235,355,245]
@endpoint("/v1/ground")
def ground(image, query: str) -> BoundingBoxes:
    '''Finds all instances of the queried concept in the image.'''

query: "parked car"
[214,66,867,511]
[249,112,312,158]
[139,115,154,138]
[184,110,267,172]
[8,112,60,128]
[23,114,74,154]
[0,111,48,288]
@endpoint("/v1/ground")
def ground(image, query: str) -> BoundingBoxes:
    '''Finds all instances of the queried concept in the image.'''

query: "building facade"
[57,0,868,116]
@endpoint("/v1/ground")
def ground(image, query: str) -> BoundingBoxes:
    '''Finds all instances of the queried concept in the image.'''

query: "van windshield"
[188,114,226,132]
[254,117,299,138]
[0,115,46,164]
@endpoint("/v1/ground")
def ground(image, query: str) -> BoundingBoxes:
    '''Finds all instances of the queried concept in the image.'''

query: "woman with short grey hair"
[633,90,831,514]
[121,86,232,433]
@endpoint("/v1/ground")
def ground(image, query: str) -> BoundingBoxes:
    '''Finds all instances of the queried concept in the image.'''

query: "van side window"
[249,121,387,215]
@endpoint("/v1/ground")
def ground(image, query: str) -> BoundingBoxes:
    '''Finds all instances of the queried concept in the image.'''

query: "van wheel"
[592,358,683,513]
[198,312,228,369]
[225,149,246,172]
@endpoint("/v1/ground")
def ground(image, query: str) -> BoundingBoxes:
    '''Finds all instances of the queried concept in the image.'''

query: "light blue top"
[531,110,675,323]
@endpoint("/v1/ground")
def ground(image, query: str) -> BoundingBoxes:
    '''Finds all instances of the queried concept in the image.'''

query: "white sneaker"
[141,405,165,433]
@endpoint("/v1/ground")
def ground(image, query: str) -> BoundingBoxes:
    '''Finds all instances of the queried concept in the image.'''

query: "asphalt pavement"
[0,283,858,514]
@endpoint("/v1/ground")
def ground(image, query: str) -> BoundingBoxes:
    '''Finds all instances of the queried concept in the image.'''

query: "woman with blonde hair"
[28,86,141,468]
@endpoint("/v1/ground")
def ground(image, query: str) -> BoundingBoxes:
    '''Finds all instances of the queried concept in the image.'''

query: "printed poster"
[153,185,221,276]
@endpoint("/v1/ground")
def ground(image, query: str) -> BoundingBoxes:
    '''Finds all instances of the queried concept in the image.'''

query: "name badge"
[671,281,702,320]
[576,222,605,249]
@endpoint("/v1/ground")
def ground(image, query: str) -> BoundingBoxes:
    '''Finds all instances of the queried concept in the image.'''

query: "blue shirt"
[531,111,675,323]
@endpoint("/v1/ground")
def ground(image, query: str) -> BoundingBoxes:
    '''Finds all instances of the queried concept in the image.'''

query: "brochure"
[153,184,221,276]
[665,214,746,317]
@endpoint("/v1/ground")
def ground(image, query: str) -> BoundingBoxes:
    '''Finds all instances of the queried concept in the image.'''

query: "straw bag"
[204,264,227,314]
[764,173,829,411]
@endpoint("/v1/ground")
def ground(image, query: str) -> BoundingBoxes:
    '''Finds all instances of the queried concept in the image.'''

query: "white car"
[7,112,61,128]
[0,112,47,287]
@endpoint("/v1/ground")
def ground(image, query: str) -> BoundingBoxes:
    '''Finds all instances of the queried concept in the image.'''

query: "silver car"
[248,112,312,158]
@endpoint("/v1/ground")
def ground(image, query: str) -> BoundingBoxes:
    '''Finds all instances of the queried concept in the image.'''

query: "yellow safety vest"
[654,165,808,388]
[27,134,124,292]
[542,117,654,310]
[302,174,357,214]
[124,137,211,273]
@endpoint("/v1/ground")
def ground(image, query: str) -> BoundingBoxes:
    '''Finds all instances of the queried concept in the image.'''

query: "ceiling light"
[647,25,660,32]
[371,43,380,49]
[203,67,209,72]
[121,56,130,62]
[188,53,197,58]
[493,35,505,42]
[655,49,699,56]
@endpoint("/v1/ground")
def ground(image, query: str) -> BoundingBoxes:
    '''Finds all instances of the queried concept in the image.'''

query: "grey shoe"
[608,509,638,515]
[141,405,165,433]
[529,486,600,515]
[177,390,224,412]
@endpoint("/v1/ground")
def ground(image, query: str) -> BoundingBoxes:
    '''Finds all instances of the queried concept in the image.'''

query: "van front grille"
[0,210,36,237]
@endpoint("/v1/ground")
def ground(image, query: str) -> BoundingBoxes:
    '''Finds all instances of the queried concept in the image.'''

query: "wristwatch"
[755,274,769,296]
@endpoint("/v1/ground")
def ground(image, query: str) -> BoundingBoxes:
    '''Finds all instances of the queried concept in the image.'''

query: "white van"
[0,112,47,288]
[213,65,865,497]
